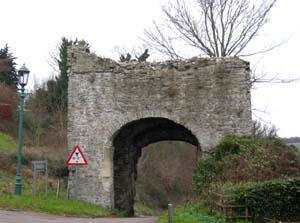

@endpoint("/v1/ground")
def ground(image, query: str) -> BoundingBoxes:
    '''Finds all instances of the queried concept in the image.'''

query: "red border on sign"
[66,145,88,166]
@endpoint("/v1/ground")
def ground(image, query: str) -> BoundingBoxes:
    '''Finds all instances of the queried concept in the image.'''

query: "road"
[0,210,157,223]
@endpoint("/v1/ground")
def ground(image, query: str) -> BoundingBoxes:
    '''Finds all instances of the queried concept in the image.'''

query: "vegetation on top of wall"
[119,49,150,62]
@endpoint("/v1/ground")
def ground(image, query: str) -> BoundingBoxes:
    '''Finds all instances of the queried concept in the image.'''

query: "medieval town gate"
[67,44,252,215]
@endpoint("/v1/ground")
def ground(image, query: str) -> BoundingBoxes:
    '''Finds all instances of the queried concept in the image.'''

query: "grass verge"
[0,194,113,217]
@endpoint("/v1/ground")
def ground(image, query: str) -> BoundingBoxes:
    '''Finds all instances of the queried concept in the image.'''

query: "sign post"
[66,145,88,199]
[32,160,48,196]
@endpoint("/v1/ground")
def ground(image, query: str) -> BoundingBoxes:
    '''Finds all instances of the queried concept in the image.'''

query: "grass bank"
[0,132,17,151]
[0,132,114,217]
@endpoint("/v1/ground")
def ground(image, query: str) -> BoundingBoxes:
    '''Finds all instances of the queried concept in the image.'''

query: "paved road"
[0,210,157,223]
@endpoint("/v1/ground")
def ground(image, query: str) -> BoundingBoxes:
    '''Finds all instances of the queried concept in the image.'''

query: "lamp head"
[18,64,30,87]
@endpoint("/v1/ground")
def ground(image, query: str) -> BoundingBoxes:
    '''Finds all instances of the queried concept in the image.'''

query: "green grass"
[0,132,17,151]
[0,170,15,194]
[156,203,251,223]
[0,194,113,217]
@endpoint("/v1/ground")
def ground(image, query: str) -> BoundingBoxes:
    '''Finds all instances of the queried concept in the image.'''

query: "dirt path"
[0,210,157,223]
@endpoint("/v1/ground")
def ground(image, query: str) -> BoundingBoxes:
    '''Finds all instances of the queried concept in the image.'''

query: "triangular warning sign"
[66,145,88,166]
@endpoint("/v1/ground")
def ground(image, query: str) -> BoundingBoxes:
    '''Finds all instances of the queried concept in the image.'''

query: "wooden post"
[56,177,61,199]
[33,171,36,196]
[45,160,48,197]
[66,179,70,200]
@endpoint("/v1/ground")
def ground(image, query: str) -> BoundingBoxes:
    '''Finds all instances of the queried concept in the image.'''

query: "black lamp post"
[14,64,30,195]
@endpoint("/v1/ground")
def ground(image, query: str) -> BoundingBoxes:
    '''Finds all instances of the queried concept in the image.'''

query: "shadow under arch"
[112,117,200,216]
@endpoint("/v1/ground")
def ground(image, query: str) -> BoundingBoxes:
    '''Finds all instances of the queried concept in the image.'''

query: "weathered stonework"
[67,44,252,215]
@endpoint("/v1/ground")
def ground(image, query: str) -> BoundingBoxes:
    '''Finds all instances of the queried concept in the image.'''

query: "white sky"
[0,0,299,137]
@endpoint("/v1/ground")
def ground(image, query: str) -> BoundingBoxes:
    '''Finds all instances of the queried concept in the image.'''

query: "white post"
[168,203,173,223]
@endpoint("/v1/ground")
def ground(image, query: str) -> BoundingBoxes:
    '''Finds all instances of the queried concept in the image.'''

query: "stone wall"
[67,44,252,211]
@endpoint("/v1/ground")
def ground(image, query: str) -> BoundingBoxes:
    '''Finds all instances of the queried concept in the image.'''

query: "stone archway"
[112,117,200,216]
[66,45,252,211]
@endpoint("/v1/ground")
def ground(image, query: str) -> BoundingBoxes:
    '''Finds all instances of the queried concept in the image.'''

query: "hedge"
[231,178,300,222]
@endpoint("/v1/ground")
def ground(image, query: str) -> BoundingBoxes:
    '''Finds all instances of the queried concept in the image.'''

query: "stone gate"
[67,44,252,215]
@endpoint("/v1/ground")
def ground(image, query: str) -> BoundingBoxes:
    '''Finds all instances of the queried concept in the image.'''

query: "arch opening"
[112,117,200,216]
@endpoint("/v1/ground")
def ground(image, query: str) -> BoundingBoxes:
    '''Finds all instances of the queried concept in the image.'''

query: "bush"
[193,135,252,193]
[193,157,221,193]
[231,178,300,221]
[0,83,18,132]
[214,135,252,161]
[193,135,300,194]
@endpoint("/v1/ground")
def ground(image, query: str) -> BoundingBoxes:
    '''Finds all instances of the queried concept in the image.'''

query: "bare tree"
[144,0,277,58]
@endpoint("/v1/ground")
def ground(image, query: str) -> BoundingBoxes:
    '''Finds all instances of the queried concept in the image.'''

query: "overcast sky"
[1,0,299,137]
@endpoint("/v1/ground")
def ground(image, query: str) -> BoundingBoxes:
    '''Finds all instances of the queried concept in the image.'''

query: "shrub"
[193,157,221,193]
[193,135,300,194]
[193,135,253,193]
